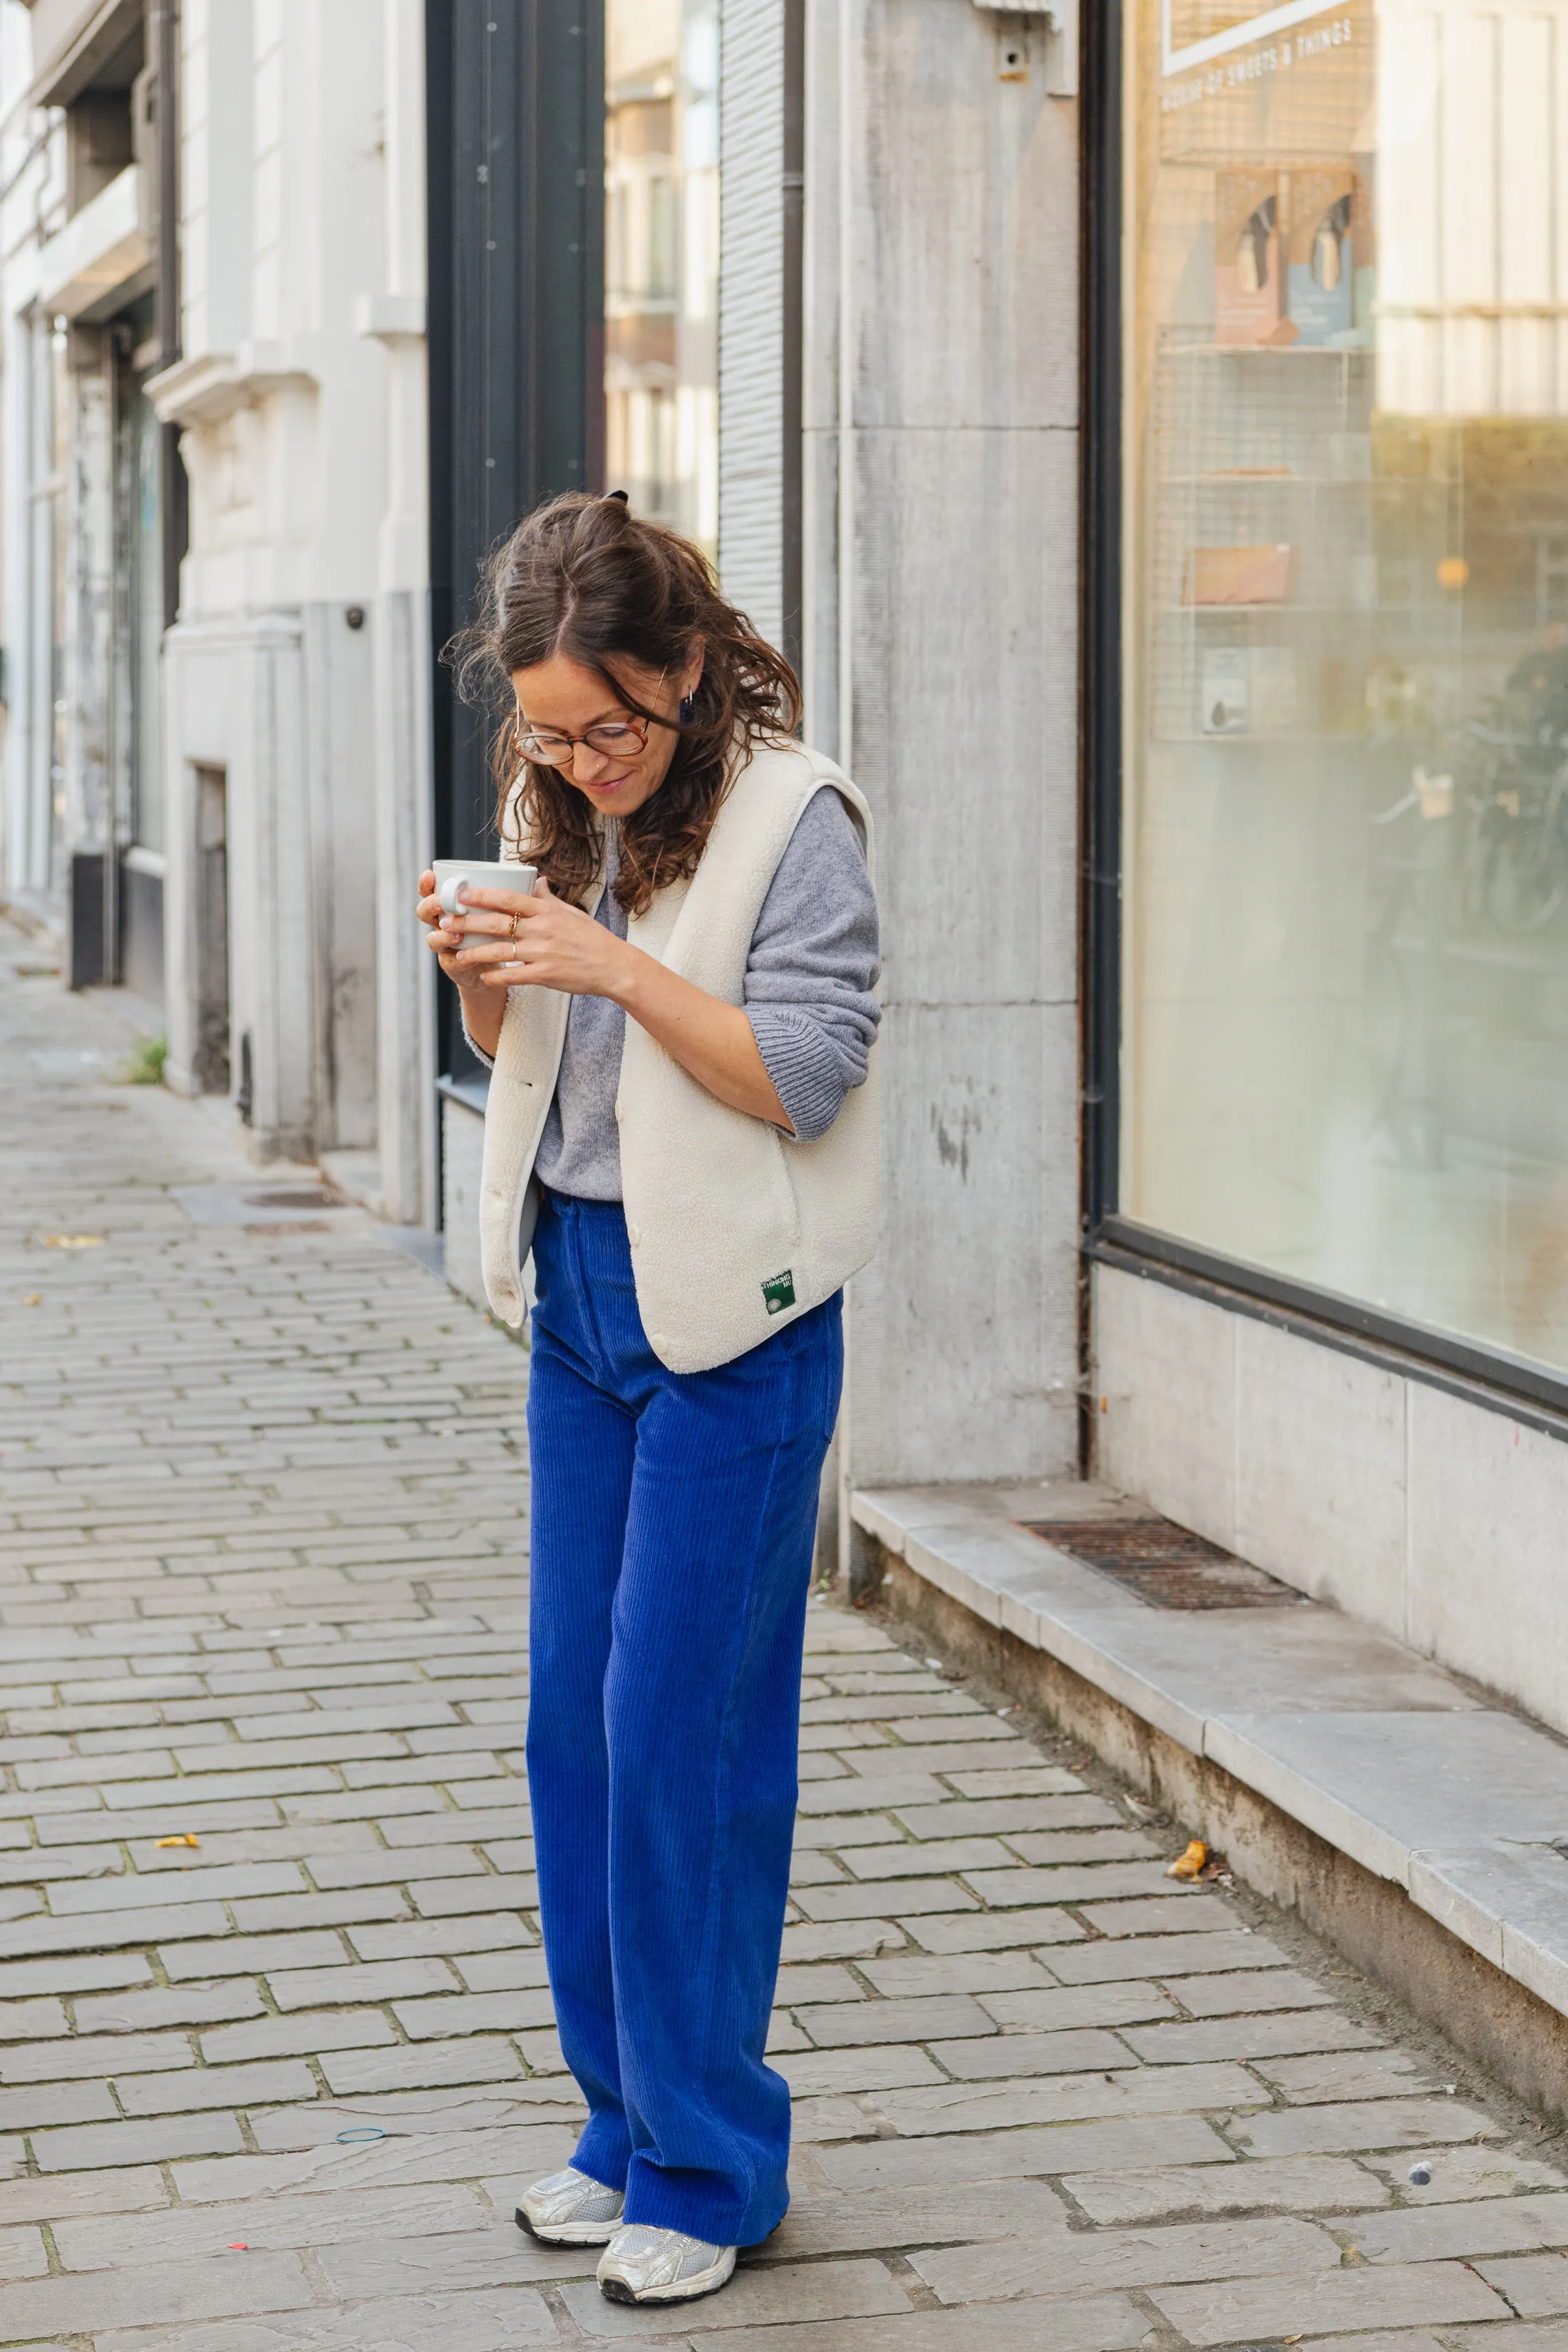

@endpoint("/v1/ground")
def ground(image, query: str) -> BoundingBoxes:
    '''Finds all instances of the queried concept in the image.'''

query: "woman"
[415,492,880,2307]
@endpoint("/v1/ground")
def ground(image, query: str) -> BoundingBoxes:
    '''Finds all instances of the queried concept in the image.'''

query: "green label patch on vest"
[762,1269,796,1316]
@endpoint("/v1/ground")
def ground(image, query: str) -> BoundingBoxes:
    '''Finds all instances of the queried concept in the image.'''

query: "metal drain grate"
[1019,1517,1306,1610]
[244,1187,343,1211]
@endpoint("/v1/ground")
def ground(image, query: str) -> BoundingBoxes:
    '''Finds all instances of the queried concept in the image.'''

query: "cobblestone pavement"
[3,918,1568,2352]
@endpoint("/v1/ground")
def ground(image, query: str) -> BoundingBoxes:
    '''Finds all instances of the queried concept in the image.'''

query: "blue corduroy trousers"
[525,1188,843,2247]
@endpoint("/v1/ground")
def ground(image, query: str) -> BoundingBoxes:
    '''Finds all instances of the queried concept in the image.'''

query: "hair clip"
[605,488,629,505]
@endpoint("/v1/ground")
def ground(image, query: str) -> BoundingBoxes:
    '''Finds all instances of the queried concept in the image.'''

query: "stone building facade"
[7,0,1568,1741]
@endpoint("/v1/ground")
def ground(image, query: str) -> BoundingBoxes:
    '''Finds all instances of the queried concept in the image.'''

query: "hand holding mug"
[415,860,538,990]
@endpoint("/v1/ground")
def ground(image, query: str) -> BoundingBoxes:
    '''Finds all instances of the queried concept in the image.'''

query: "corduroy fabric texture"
[525,1189,842,2247]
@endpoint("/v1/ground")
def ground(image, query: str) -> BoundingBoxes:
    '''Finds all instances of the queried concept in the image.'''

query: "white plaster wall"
[302,602,376,1154]
[805,0,1082,1491]
[367,0,435,1227]
[0,309,40,897]
[294,4,390,608]
[182,0,254,359]
[0,6,77,914]
[163,613,314,1157]
[176,1,388,621]
[0,0,56,907]
[1093,1260,1568,1741]
[1407,1392,1568,1732]
[373,585,433,1222]
[441,1096,485,1311]
[157,0,433,1195]
[63,344,114,862]
[1091,1265,1239,1554]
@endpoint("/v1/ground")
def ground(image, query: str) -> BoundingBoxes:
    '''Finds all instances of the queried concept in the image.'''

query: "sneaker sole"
[599,2252,737,2305]
[515,2206,622,2247]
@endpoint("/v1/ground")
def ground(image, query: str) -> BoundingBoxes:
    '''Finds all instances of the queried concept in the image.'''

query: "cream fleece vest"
[477,736,880,1373]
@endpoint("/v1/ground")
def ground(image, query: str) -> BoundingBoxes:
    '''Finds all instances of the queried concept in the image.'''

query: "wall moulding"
[146,344,321,429]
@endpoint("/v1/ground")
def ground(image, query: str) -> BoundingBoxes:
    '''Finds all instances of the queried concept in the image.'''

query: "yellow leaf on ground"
[1167,1838,1207,1880]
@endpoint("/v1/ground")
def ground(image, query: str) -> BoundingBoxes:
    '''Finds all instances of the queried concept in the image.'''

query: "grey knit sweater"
[465,785,881,1205]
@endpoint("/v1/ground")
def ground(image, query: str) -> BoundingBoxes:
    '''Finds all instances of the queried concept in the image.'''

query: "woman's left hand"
[453,878,792,1129]
[448,880,634,1000]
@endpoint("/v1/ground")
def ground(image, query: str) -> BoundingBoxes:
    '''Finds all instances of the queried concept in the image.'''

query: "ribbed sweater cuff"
[459,999,497,1071]
[748,1008,849,1144]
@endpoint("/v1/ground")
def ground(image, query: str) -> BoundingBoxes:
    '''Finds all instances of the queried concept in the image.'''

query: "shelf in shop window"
[1162,475,1431,490]
[1160,602,1435,617]
[1165,342,1374,359]
[1154,729,1381,745]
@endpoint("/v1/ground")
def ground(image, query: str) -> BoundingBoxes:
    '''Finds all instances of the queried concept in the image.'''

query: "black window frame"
[426,0,605,1087]
[1078,0,1568,1441]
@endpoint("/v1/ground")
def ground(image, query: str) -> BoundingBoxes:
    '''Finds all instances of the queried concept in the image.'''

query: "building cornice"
[145,342,321,427]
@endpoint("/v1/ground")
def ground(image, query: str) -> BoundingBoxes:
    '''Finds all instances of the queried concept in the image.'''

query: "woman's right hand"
[415,872,505,1058]
[416,871,485,991]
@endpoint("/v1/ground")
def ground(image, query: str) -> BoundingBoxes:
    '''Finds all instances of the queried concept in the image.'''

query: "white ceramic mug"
[431,857,539,919]
[430,858,539,979]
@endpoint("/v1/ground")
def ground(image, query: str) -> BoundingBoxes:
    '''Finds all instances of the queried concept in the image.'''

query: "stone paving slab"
[2,920,1567,2351]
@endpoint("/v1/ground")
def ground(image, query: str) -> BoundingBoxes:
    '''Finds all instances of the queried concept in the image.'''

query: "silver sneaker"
[597,2222,738,2304]
[515,2165,625,2246]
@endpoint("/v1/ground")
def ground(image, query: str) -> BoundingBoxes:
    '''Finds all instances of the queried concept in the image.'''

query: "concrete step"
[853,1478,1568,2110]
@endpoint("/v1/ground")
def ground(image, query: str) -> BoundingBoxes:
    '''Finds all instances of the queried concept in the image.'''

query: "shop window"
[604,0,718,554]
[1119,0,1568,1379]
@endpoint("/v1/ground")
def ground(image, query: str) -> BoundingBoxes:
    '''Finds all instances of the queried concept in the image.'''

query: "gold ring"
[510,913,521,940]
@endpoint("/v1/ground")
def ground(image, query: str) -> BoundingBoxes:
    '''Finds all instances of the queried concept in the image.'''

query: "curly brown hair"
[448,492,802,917]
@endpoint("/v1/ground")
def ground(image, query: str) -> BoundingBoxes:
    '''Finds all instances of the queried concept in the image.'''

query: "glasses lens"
[520,733,572,765]
[519,723,643,764]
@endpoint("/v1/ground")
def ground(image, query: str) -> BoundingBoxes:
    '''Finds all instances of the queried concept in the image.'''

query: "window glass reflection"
[604,0,718,555]
[1123,0,1568,1374]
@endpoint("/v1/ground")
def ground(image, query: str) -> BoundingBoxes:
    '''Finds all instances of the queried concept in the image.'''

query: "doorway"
[192,762,229,1093]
